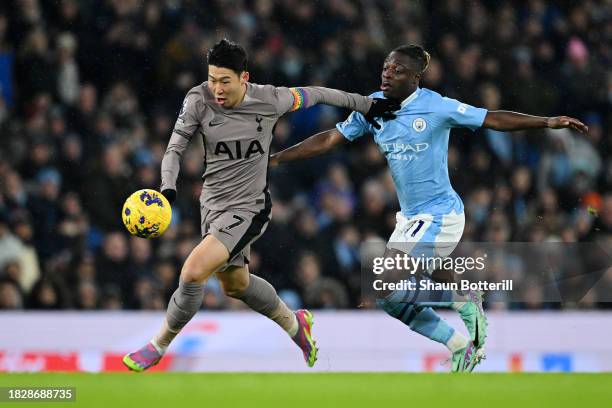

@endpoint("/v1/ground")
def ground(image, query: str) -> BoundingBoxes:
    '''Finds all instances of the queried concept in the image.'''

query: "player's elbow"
[323,133,335,150]
[483,112,500,130]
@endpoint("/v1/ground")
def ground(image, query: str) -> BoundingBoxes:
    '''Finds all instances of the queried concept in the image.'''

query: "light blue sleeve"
[438,96,488,131]
[335,111,372,141]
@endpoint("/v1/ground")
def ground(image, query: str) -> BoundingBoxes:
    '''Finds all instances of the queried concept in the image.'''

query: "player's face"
[381,52,420,100]
[208,65,249,108]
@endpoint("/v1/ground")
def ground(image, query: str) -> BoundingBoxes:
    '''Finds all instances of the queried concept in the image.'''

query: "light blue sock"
[408,306,455,344]
[376,276,464,345]
[378,299,454,345]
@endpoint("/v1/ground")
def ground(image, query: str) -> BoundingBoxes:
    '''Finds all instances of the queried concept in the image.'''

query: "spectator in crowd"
[294,251,349,309]
[0,278,23,309]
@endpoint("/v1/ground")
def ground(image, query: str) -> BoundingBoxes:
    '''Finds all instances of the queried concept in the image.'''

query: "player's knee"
[179,237,230,284]
[217,266,250,298]
[180,270,203,284]
[222,286,244,298]
[180,263,213,284]
[219,277,249,298]
[180,256,217,284]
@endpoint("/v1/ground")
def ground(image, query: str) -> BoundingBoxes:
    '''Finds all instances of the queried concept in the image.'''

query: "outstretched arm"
[483,111,588,133]
[270,128,348,167]
[288,87,372,114]
[277,87,399,128]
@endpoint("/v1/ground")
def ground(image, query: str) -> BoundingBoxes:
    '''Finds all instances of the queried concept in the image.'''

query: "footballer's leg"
[380,293,480,372]
[429,266,488,355]
[208,201,316,367]
[123,234,229,372]
[429,212,488,356]
[218,265,318,367]
[379,293,467,350]
[384,211,485,371]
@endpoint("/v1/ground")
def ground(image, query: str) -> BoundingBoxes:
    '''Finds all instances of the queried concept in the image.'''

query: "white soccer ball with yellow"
[122,189,172,238]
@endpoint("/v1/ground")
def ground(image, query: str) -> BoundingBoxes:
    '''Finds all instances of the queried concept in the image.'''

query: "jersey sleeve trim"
[172,128,193,140]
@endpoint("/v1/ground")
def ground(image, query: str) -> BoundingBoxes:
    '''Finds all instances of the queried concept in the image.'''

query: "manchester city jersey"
[336,88,487,217]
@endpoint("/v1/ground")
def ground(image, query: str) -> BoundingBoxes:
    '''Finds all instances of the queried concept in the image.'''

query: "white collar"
[400,88,420,108]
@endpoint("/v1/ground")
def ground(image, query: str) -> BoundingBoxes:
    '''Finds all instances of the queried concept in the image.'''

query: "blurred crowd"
[0,0,610,311]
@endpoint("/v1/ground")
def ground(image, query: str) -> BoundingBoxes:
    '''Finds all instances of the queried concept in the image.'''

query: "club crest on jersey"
[412,118,427,132]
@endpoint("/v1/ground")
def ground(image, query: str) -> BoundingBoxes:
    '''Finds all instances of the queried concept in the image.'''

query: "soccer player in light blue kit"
[271,44,588,372]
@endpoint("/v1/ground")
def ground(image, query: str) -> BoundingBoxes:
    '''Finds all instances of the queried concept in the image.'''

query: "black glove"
[161,189,176,204]
[364,98,401,129]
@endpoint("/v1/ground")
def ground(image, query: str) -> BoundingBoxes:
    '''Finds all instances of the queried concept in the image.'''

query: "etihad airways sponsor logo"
[380,142,430,161]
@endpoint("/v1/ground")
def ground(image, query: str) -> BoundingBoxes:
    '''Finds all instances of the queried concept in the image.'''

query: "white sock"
[286,313,299,337]
[150,339,167,355]
[446,330,469,352]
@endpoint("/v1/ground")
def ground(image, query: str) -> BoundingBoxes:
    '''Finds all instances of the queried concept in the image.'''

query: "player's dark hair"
[206,39,248,74]
[392,44,431,74]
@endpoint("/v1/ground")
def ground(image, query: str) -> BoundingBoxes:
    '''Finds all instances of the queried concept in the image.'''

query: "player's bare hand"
[547,116,588,134]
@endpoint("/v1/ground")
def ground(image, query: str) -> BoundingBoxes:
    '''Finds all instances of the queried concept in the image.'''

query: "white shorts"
[387,210,465,259]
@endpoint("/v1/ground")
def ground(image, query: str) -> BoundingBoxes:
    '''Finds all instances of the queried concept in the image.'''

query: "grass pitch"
[0,373,609,408]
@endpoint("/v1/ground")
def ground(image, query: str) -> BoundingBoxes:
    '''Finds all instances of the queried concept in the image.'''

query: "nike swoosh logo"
[209,121,224,127]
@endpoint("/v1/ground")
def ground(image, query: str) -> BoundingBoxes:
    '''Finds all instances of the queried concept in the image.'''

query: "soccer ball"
[122,189,172,238]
